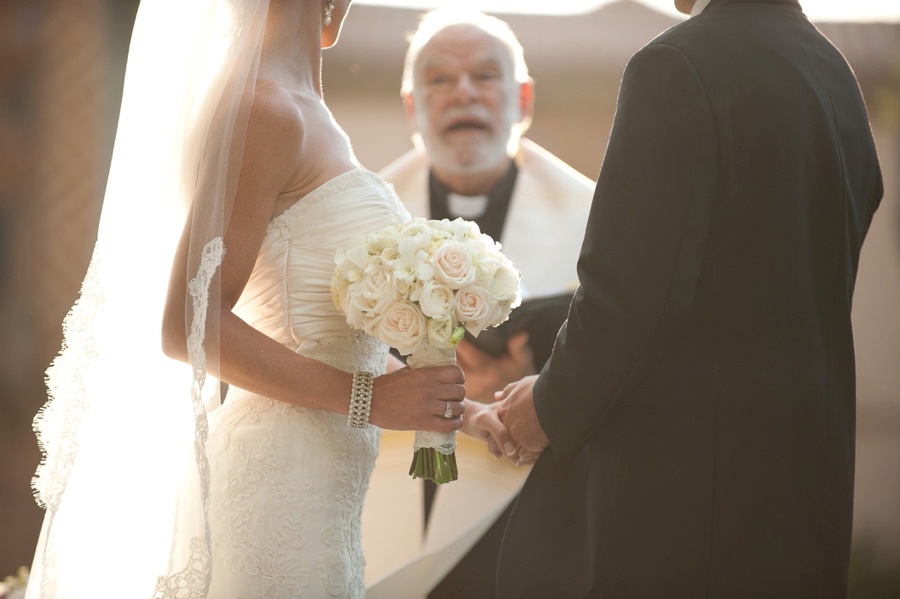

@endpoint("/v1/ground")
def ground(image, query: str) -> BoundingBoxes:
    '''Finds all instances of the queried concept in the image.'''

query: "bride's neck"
[259,4,324,95]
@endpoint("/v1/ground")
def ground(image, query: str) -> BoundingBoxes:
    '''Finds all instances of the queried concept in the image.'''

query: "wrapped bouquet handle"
[407,344,459,483]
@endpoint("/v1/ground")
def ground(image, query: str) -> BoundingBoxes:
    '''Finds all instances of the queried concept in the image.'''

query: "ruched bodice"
[206,169,410,598]
[234,168,409,347]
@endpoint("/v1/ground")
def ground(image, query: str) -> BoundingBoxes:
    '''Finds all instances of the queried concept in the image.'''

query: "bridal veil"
[28,0,269,596]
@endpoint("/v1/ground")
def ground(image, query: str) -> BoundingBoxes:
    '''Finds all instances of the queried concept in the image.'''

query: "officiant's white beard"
[413,101,524,176]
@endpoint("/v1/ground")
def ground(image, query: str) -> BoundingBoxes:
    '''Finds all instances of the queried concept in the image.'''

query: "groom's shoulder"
[627,10,742,76]
[643,12,718,55]
[622,20,702,79]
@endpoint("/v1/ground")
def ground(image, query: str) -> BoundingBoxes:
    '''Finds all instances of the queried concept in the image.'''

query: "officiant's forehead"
[400,10,529,95]
[416,25,515,78]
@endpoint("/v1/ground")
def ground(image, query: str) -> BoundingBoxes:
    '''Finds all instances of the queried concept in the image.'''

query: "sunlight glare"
[353,0,900,22]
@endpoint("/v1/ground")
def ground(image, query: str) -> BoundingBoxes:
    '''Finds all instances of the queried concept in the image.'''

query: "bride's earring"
[324,0,335,26]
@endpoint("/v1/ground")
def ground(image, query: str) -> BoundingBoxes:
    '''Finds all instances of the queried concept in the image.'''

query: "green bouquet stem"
[409,446,459,484]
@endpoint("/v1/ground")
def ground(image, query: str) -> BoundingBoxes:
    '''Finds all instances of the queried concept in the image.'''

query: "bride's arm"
[162,87,464,433]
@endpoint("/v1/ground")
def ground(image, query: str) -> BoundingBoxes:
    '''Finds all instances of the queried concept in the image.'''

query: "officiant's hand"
[496,375,548,465]
[456,331,535,403]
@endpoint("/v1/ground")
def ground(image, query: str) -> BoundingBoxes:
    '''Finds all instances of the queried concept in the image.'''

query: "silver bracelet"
[348,371,374,429]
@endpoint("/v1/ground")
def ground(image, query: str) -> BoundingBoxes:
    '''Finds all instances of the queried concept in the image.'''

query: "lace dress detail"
[202,169,408,598]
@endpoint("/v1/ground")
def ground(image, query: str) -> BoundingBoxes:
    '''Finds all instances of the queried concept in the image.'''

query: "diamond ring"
[443,401,453,419]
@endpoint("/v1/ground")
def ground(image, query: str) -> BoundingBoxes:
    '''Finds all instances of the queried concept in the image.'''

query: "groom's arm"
[533,42,718,465]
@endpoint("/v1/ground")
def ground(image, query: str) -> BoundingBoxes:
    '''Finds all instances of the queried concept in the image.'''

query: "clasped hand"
[463,374,549,466]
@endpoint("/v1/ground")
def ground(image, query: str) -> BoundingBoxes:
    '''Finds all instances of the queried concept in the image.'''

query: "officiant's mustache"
[441,111,493,135]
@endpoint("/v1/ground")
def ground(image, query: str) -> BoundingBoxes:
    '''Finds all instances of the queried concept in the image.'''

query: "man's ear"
[402,92,426,149]
[518,79,535,131]
[402,92,417,130]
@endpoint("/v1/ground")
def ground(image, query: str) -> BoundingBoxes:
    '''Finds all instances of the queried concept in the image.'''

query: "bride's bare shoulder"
[248,81,305,141]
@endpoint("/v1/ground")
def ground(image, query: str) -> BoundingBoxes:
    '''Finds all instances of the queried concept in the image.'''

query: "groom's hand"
[496,375,549,465]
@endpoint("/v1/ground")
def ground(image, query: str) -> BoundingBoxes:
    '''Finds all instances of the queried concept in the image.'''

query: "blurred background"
[1,0,897,594]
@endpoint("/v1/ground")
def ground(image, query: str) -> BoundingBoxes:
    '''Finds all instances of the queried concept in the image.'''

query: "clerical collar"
[428,162,518,243]
[691,0,712,16]
[447,193,489,220]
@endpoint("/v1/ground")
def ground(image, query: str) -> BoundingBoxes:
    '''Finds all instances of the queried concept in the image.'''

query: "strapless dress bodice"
[233,168,409,371]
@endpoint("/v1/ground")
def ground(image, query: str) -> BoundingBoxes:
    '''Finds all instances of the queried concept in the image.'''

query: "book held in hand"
[466,291,574,370]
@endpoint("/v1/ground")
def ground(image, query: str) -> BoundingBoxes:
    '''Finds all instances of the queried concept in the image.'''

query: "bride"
[25,0,505,597]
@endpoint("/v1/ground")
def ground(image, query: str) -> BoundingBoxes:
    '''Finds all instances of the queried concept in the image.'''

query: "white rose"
[397,221,435,255]
[367,224,403,253]
[427,316,456,348]
[375,301,426,355]
[356,263,401,317]
[454,285,495,335]
[417,281,455,319]
[491,299,511,326]
[490,263,521,303]
[432,217,482,242]
[341,274,390,335]
[341,242,372,272]
[428,218,453,235]
[472,255,500,288]
[479,232,500,247]
[433,242,475,289]
[380,246,400,264]
[333,246,368,303]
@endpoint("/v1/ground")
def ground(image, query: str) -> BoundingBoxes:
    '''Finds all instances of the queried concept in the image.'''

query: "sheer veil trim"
[33,255,103,513]
[151,237,224,599]
[28,1,268,597]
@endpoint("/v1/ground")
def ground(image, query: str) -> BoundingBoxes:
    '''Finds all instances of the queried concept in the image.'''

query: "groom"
[493,0,883,596]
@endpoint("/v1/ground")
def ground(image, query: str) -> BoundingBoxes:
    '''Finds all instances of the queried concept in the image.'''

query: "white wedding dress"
[205,169,408,598]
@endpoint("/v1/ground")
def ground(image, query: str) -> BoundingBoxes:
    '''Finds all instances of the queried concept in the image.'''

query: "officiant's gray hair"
[400,9,530,95]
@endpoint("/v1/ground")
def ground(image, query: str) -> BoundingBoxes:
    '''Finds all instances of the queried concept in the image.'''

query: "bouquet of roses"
[332,217,521,483]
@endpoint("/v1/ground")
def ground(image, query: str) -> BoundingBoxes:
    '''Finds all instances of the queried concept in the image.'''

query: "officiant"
[381,8,594,398]
[376,9,594,597]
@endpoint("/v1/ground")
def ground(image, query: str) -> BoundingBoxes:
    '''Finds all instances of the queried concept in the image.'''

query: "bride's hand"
[369,365,466,432]
[460,400,513,459]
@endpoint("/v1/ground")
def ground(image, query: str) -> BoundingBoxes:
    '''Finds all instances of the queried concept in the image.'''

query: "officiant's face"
[406,24,531,177]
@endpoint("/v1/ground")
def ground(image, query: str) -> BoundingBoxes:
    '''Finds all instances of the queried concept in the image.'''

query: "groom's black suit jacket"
[497,1,882,597]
